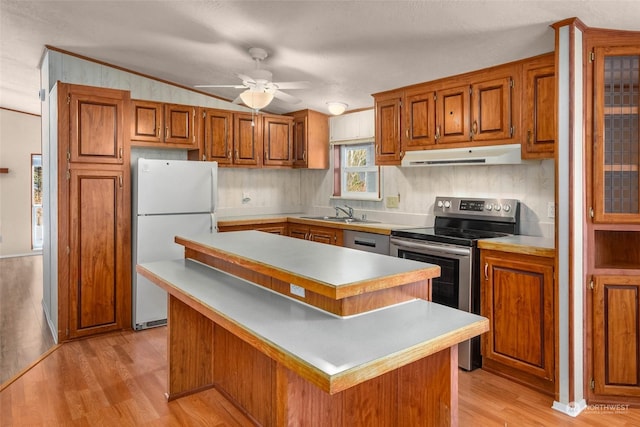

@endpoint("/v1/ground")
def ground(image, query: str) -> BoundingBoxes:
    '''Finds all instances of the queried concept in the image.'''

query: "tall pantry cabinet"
[584,28,640,404]
[55,82,131,341]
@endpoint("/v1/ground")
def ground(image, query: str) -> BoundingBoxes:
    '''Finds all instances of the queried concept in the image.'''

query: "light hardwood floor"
[2,255,640,426]
[2,327,640,426]
[0,255,55,384]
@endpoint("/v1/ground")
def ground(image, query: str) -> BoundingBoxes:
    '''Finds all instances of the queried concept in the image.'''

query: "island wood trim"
[177,236,440,300]
[186,247,432,316]
[137,262,488,396]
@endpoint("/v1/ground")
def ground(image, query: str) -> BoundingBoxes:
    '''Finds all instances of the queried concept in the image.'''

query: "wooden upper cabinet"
[522,54,556,159]
[202,108,233,165]
[435,84,471,144]
[290,109,329,169]
[165,103,197,146]
[375,93,402,165]
[471,76,513,142]
[67,85,128,164]
[263,114,293,167]
[591,45,640,223]
[131,100,163,143]
[402,87,436,150]
[293,114,307,166]
[130,100,198,149]
[233,113,261,167]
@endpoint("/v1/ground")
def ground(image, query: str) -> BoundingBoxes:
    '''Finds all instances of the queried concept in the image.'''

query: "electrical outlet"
[290,284,306,298]
[386,195,400,208]
[547,202,555,218]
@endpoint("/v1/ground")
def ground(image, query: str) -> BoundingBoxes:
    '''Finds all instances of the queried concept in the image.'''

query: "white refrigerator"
[132,158,218,330]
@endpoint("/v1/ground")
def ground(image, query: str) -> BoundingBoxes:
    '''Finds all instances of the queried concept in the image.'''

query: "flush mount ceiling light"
[327,102,348,115]
[239,89,275,110]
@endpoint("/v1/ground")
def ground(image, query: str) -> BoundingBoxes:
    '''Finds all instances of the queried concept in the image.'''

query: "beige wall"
[0,108,41,256]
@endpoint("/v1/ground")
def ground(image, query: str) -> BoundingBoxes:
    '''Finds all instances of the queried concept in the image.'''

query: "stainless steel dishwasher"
[343,230,390,255]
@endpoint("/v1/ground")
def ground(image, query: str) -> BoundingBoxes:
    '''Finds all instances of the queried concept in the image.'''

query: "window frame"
[331,141,381,201]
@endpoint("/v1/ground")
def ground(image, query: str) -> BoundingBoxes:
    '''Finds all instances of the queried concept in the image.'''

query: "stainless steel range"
[390,196,520,371]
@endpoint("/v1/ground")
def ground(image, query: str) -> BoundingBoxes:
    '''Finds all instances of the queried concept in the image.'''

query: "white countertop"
[177,230,439,293]
[138,258,488,393]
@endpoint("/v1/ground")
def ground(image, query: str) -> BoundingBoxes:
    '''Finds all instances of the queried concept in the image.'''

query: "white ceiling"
[2,1,640,116]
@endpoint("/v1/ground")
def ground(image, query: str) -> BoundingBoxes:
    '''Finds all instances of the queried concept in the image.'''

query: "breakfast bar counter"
[137,231,489,426]
[176,230,441,316]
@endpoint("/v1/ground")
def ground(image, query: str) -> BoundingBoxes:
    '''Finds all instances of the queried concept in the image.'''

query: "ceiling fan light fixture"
[327,102,348,115]
[240,89,274,110]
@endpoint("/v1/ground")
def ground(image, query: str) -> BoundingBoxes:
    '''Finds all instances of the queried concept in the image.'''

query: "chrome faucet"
[335,205,354,218]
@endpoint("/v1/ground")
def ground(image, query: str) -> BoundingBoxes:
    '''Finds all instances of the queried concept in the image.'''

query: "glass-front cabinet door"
[593,47,640,223]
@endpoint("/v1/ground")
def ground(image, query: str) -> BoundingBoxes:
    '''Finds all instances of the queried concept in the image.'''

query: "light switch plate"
[386,195,400,208]
[547,202,555,218]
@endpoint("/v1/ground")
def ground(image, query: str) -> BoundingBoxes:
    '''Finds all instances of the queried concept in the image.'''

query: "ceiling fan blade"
[194,84,246,89]
[272,81,311,90]
[232,95,243,104]
[273,90,301,104]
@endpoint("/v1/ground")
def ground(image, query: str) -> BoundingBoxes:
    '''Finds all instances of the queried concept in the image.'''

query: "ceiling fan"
[195,47,309,110]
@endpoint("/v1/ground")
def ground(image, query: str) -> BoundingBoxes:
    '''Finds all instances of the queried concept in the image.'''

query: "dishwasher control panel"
[343,230,390,255]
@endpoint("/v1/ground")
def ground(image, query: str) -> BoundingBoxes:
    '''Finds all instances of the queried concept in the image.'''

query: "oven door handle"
[391,239,472,257]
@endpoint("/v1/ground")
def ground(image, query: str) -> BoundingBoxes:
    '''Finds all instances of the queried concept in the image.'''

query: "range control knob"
[443,200,451,208]
[495,204,501,212]
[503,204,511,212]
[437,200,444,208]
[485,203,493,211]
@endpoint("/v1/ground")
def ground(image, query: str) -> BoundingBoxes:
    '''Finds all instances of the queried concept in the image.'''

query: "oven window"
[398,250,459,309]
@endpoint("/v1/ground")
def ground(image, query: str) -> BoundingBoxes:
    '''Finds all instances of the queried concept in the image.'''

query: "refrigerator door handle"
[211,166,218,214]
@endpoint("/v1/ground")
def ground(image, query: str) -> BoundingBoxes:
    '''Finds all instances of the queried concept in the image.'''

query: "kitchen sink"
[301,216,380,224]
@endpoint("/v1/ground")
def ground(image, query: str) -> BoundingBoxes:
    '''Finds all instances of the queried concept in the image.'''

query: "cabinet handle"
[527,130,532,144]
[119,147,123,159]
[484,262,489,281]
[405,129,409,138]
[157,127,160,137]
[165,126,168,139]
[303,151,307,162]
[435,125,440,140]
[471,120,478,138]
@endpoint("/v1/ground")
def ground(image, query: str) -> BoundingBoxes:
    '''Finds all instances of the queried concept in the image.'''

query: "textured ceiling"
[2,1,640,116]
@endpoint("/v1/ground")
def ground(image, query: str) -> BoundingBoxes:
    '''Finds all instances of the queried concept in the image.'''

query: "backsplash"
[300,159,555,238]
[213,159,555,239]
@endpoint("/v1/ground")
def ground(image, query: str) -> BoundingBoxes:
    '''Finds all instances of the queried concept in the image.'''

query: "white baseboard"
[552,399,587,417]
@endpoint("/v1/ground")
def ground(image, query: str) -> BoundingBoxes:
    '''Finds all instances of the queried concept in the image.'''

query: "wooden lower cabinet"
[591,275,640,400]
[288,224,343,246]
[480,250,555,395]
[67,168,131,338]
[218,222,287,235]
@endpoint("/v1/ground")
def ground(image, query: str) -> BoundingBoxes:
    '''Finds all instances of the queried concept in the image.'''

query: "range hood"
[401,143,523,167]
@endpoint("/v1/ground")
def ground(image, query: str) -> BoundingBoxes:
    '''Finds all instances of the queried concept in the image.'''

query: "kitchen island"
[137,231,489,426]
